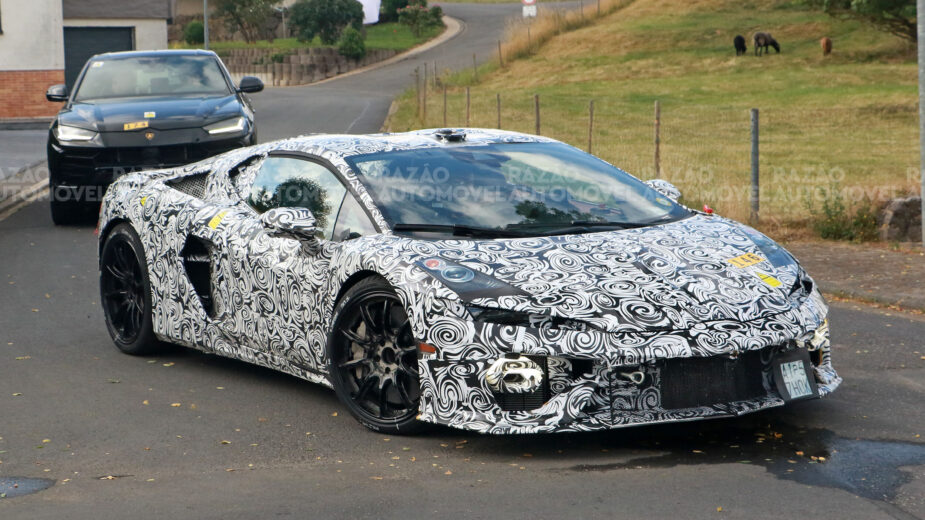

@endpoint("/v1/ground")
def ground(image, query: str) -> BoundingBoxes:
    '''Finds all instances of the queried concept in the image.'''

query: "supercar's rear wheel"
[328,277,423,434]
[100,223,163,355]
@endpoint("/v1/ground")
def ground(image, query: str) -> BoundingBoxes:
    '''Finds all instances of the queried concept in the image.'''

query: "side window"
[332,193,377,242]
[248,157,347,240]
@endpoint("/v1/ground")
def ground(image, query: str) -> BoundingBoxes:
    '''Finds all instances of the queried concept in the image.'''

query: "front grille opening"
[659,349,768,410]
[493,355,550,412]
[570,358,594,378]
[167,172,208,199]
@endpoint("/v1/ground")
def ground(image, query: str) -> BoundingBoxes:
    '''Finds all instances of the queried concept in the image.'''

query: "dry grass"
[387,0,920,232]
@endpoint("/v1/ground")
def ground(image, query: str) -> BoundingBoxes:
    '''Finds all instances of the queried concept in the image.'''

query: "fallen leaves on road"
[142,400,149,405]
[162,362,175,367]
[14,356,30,361]
[220,440,231,445]
[170,403,181,407]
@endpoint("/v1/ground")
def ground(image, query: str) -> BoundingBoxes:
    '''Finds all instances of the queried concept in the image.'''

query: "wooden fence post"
[466,87,471,127]
[654,100,661,177]
[415,67,421,119]
[751,108,760,224]
[534,93,541,135]
[588,99,594,153]
[497,93,501,129]
[422,65,427,125]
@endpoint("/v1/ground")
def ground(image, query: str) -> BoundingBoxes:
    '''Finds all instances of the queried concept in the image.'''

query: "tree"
[213,0,280,44]
[338,26,367,60]
[808,0,916,42]
[289,0,364,45]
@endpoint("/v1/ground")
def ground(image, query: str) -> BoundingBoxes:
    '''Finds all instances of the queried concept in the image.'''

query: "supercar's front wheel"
[100,223,163,355]
[328,277,424,434]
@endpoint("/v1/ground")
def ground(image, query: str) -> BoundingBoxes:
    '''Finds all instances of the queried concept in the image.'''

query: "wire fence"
[407,84,918,227]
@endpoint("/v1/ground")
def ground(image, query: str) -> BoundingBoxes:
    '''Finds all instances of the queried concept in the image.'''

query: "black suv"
[45,49,263,224]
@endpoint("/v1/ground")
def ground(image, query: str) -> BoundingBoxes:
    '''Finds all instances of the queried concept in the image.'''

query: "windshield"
[75,55,231,101]
[346,142,690,236]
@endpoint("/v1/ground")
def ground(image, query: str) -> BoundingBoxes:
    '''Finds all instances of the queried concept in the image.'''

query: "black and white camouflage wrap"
[98,129,841,434]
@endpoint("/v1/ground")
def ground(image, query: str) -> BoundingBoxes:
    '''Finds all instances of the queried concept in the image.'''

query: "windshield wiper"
[391,223,527,238]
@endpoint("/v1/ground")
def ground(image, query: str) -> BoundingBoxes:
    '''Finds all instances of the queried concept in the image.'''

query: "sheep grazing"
[821,37,832,56]
[734,35,747,56]
[754,32,780,56]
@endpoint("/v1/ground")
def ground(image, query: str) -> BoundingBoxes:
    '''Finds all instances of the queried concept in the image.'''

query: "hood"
[404,215,806,333]
[59,94,242,132]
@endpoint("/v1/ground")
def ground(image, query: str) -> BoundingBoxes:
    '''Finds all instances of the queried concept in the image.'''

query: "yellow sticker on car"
[140,196,148,206]
[727,252,765,268]
[124,121,149,131]
[144,112,156,119]
[755,271,782,287]
[208,210,228,229]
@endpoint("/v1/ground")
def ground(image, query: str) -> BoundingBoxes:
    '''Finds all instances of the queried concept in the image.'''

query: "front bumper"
[48,131,252,202]
[416,293,841,434]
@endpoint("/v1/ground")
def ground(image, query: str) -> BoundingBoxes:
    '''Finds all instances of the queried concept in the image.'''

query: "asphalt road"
[1,3,924,519]
[252,2,547,140]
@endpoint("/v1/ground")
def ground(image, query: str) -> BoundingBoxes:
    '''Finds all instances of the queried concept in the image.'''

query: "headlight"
[204,116,246,135]
[416,257,526,300]
[54,124,97,142]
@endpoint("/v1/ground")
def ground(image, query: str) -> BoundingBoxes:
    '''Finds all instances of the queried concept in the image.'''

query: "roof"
[262,129,559,159]
[91,49,219,60]
[63,0,170,20]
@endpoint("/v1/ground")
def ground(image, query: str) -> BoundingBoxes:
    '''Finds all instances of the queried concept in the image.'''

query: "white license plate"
[779,360,813,399]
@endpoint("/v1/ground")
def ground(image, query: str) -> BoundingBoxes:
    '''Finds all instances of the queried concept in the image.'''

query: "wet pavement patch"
[0,477,55,498]
[565,423,925,503]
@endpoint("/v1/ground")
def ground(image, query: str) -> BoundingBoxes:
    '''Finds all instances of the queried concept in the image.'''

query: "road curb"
[282,15,465,89]
[0,160,49,220]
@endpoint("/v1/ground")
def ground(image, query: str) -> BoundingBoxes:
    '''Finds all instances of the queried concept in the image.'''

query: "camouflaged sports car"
[97,128,841,434]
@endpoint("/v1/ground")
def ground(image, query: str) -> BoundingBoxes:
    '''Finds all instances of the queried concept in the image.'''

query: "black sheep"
[733,35,747,56]
[754,32,780,56]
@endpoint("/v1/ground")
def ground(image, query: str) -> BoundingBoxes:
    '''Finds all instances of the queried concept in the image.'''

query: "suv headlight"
[205,116,247,135]
[54,124,97,142]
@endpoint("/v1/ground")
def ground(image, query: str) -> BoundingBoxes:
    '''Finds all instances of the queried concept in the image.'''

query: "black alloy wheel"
[100,223,162,355]
[329,277,423,434]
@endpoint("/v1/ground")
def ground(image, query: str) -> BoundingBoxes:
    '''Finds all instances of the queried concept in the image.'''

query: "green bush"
[380,0,408,22]
[805,183,879,241]
[270,52,288,63]
[397,2,443,37]
[290,0,364,45]
[183,21,205,45]
[338,26,367,60]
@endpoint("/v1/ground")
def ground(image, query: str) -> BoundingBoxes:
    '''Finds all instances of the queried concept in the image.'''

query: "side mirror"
[238,76,264,94]
[645,179,682,202]
[46,84,68,102]
[261,207,318,243]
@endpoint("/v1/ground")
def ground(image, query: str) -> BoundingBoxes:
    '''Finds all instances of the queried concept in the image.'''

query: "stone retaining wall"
[220,47,398,87]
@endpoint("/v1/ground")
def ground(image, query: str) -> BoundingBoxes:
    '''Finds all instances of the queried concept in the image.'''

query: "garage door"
[64,27,135,89]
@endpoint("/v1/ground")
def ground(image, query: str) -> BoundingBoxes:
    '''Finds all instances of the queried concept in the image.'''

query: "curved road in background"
[253,2,540,139]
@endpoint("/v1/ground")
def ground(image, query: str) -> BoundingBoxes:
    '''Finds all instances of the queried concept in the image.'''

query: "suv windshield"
[75,55,231,101]
[346,142,690,236]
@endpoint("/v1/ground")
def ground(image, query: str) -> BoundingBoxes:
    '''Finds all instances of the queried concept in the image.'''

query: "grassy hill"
[389,0,919,237]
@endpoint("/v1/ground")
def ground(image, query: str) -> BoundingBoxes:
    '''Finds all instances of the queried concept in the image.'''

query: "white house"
[0,0,170,120]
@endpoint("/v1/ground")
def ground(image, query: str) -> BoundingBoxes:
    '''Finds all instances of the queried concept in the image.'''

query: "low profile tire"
[100,223,163,355]
[328,277,424,434]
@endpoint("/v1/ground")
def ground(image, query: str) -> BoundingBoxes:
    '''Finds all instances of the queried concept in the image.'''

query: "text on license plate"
[779,360,813,399]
